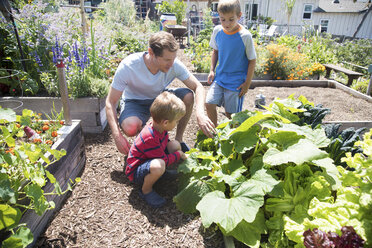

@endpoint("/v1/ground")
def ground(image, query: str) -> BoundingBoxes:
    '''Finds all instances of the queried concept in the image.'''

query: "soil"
[35,49,372,248]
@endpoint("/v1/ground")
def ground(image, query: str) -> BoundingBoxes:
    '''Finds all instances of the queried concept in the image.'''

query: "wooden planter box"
[0,96,107,134]
[20,120,86,247]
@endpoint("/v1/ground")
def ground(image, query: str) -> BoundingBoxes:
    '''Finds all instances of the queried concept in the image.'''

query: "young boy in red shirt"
[126,91,187,208]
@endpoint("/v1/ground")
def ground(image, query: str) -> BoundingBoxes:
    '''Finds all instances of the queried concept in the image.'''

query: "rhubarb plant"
[174,95,370,247]
[0,108,80,247]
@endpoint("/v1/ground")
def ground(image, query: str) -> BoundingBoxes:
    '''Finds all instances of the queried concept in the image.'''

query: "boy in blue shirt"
[206,0,257,126]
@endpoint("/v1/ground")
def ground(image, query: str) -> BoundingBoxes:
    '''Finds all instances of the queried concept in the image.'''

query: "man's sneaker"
[180,142,190,153]
[139,190,166,208]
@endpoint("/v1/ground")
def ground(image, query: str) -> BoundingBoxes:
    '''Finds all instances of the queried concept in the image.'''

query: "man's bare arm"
[182,74,216,137]
[105,87,131,154]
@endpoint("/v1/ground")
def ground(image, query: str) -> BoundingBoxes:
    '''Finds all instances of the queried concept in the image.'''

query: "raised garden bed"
[192,73,372,132]
[0,97,107,134]
[20,120,86,247]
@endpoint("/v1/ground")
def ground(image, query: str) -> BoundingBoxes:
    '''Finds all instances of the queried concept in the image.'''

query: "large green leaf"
[271,102,300,123]
[178,151,214,174]
[0,108,16,123]
[273,96,303,109]
[196,181,265,233]
[222,209,267,248]
[230,113,272,136]
[268,131,304,149]
[277,124,329,148]
[230,125,260,153]
[213,159,246,186]
[0,126,15,147]
[0,174,16,204]
[312,157,340,190]
[25,184,50,215]
[0,204,21,230]
[250,168,280,194]
[263,139,328,166]
[173,177,224,214]
[220,140,234,157]
[2,226,33,248]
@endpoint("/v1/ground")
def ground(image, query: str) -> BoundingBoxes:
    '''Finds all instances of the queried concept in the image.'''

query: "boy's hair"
[217,0,241,15]
[150,91,186,123]
[149,31,179,57]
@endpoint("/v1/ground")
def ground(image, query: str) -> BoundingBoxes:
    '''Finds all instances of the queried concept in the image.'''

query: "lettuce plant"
[303,226,365,248]
[173,95,370,247]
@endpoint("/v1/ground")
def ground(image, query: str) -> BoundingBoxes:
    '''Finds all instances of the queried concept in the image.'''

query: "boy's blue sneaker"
[180,142,190,153]
[139,190,166,208]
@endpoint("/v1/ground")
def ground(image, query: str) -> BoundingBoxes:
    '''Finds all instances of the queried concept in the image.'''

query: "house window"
[245,3,258,20]
[211,3,218,12]
[303,4,313,20]
[320,19,329,32]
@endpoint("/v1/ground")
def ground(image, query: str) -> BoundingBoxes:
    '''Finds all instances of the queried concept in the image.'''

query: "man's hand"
[207,71,215,85]
[179,151,188,160]
[113,133,131,155]
[197,114,216,138]
[237,81,250,98]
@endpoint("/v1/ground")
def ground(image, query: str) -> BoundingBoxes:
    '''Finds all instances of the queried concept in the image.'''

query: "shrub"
[156,0,187,25]
[263,44,314,80]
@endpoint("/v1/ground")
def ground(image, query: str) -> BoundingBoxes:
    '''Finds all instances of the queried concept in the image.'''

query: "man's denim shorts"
[206,82,244,113]
[119,88,192,125]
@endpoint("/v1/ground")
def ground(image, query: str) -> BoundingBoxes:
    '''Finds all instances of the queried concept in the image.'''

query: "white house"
[183,0,372,39]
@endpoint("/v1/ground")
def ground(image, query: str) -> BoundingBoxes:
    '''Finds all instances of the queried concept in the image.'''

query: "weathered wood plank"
[0,97,107,133]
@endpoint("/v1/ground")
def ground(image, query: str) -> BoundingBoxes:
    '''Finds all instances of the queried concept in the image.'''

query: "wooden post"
[56,59,72,126]
[80,0,87,42]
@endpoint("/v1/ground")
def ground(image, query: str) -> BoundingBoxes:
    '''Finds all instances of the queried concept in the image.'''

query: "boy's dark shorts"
[119,88,192,125]
[131,146,170,185]
[133,160,152,185]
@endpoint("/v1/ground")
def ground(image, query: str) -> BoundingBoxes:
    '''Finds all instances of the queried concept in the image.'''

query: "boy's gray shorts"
[119,88,192,125]
[206,82,244,114]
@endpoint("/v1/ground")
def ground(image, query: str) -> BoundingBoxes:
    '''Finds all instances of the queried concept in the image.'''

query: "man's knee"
[121,117,142,137]
[182,92,194,108]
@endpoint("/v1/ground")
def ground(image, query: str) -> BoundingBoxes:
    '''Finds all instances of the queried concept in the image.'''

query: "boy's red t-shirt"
[126,124,181,181]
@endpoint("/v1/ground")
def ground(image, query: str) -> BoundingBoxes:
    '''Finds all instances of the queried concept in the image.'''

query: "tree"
[283,0,296,34]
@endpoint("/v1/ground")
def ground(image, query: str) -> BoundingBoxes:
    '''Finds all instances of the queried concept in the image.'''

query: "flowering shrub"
[259,44,324,80]
[310,62,325,75]
[0,108,80,246]
[0,1,148,98]
[37,20,114,98]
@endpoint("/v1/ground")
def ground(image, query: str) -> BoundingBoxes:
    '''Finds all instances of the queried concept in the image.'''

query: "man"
[106,31,215,155]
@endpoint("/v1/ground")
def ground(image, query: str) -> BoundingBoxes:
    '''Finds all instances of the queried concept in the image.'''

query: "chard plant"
[173,95,371,247]
[0,108,80,247]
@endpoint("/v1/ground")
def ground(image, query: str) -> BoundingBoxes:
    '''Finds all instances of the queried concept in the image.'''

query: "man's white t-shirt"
[111,52,190,100]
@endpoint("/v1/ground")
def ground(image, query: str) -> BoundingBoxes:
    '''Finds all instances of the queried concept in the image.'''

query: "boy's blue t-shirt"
[210,25,256,92]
